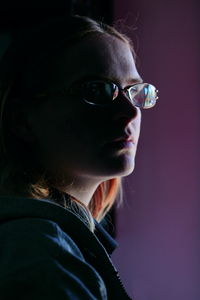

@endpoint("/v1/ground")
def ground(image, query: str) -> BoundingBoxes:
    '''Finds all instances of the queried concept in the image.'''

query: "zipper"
[84,246,134,299]
[113,269,134,300]
[110,258,134,300]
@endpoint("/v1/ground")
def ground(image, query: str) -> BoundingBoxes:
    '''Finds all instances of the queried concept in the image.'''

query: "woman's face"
[27,33,142,182]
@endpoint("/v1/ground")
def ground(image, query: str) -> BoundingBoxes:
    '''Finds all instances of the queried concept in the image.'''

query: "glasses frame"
[34,80,159,109]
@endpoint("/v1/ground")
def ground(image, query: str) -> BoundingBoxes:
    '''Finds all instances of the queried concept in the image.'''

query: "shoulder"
[0,217,107,300]
[0,217,83,259]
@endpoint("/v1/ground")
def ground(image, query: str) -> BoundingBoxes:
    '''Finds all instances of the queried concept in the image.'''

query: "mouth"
[104,138,135,150]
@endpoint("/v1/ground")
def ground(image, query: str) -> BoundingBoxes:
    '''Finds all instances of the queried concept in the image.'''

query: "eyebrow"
[126,77,144,85]
[76,74,144,85]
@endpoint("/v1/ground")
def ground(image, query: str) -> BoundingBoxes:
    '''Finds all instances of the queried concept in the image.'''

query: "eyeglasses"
[35,80,158,109]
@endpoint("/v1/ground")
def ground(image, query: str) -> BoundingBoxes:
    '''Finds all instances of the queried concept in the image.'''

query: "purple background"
[112,1,200,299]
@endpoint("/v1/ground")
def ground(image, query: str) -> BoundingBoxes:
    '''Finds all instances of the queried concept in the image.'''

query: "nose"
[112,90,139,122]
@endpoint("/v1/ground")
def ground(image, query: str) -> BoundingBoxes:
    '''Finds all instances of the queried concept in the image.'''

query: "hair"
[0,15,136,232]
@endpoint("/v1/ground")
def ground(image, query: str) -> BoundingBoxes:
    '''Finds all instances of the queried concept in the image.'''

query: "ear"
[8,97,36,143]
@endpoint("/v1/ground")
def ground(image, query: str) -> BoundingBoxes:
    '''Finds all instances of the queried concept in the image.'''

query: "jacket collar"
[0,196,118,255]
[93,219,118,255]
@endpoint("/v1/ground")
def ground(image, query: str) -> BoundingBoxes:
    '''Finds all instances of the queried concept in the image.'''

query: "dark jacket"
[0,196,133,299]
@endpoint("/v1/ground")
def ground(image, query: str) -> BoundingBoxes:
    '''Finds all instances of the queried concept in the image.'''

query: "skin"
[13,33,142,206]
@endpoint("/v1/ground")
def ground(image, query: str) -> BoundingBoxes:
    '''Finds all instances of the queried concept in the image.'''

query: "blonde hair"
[0,15,135,232]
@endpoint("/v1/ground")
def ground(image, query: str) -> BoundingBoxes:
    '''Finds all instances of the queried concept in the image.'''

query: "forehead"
[51,33,141,88]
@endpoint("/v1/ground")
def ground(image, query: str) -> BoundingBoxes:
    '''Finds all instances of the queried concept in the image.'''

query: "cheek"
[51,113,96,150]
[132,109,142,144]
[60,105,104,137]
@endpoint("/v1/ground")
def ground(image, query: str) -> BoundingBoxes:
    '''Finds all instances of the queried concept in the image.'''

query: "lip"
[109,135,135,143]
[105,138,135,150]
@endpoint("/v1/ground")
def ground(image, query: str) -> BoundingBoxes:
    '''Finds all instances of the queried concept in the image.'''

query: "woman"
[0,15,158,299]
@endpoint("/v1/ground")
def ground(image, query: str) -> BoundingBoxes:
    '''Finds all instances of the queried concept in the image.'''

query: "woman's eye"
[89,83,100,96]
[90,83,99,95]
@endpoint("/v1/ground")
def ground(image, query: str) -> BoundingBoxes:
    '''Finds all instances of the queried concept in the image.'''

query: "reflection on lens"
[144,84,157,109]
[133,83,158,109]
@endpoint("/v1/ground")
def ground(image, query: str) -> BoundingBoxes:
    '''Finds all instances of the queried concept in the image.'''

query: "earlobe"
[8,98,36,143]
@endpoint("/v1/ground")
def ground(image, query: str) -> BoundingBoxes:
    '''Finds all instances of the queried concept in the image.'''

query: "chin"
[101,155,136,178]
[119,161,135,177]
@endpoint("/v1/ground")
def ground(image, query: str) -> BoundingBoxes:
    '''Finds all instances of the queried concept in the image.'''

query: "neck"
[57,175,104,206]
[0,173,105,207]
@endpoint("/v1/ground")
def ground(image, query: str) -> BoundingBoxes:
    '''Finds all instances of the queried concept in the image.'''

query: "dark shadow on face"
[24,33,142,182]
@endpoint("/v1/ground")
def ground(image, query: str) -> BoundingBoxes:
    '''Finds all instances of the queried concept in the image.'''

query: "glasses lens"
[82,81,117,105]
[129,83,158,109]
